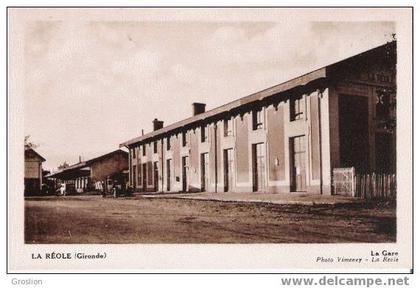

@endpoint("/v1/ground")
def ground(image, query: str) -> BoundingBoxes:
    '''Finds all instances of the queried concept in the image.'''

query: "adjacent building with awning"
[47,150,129,193]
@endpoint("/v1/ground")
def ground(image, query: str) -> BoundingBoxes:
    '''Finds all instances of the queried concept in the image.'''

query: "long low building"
[120,42,396,195]
[47,150,129,193]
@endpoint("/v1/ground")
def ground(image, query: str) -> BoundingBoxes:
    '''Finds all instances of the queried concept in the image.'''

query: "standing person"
[101,180,106,198]
[60,183,66,196]
[112,181,118,198]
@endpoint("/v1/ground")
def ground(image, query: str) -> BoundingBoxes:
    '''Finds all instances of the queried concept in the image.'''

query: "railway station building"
[120,42,396,195]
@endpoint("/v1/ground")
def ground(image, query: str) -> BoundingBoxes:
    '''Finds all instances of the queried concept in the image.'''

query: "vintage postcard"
[7,7,413,272]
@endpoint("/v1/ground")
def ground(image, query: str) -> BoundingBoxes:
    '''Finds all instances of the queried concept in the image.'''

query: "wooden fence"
[333,168,396,200]
[354,173,396,200]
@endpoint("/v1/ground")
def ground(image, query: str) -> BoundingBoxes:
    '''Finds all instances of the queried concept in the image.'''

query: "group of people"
[54,179,132,198]
[99,180,133,198]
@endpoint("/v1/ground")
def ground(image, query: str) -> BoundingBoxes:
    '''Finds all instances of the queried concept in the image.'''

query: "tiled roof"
[120,42,394,147]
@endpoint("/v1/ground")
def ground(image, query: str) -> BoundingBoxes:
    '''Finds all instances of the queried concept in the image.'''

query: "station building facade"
[121,42,396,195]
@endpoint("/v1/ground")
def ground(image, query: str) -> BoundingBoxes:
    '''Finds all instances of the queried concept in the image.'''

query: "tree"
[376,87,396,133]
[375,39,397,134]
[24,135,38,150]
[57,161,70,170]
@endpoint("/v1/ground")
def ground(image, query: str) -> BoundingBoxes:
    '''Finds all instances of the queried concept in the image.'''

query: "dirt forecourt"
[24,196,396,244]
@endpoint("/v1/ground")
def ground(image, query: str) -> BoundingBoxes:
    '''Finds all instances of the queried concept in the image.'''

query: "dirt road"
[25,196,396,243]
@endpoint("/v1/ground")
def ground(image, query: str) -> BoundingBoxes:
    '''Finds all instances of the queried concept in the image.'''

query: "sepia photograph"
[7,7,412,272]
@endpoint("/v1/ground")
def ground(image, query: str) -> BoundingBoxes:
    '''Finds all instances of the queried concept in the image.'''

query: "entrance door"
[290,136,307,192]
[223,149,234,192]
[339,95,369,173]
[182,156,189,191]
[201,153,209,191]
[153,161,159,191]
[252,143,266,192]
[132,165,137,187]
[166,159,172,191]
[142,163,147,192]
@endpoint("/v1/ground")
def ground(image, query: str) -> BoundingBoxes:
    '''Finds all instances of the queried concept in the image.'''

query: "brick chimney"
[152,118,164,131]
[192,102,206,116]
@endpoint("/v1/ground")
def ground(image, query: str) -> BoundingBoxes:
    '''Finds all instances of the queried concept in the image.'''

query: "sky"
[22,12,395,171]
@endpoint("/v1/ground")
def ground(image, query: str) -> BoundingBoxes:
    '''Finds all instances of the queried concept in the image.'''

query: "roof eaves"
[85,149,128,165]
[25,148,46,162]
[120,67,326,148]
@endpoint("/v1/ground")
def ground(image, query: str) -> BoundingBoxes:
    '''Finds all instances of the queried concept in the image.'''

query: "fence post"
[362,174,366,200]
[355,174,359,197]
[381,174,385,199]
[351,167,355,197]
[374,173,378,199]
[392,174,396,200]
[379,174,381,199]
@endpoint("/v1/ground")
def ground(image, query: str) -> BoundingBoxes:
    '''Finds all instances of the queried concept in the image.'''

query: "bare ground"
[25,196,396,244]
